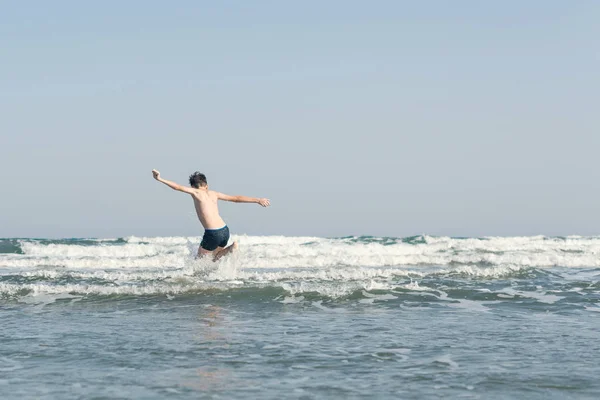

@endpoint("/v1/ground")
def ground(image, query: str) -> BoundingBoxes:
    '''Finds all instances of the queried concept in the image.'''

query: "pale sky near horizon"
[1,1,599,238]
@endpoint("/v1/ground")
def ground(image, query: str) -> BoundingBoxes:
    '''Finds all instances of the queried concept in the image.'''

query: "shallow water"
[1,235,600,399]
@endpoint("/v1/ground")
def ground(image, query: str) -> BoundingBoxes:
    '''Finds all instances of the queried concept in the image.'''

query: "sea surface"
[1,235,600,399]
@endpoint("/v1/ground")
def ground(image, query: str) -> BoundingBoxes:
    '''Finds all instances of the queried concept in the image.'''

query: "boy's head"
[189,172,207,188]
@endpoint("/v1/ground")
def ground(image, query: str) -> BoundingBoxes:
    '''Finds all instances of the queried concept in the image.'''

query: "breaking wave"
[1,235,600,302]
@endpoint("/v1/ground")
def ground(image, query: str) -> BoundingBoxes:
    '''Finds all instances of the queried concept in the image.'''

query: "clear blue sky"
[1,1,599,238]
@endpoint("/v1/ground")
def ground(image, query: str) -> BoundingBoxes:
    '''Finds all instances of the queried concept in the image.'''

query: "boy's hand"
[152,169,160,180]
[258,198,270,207]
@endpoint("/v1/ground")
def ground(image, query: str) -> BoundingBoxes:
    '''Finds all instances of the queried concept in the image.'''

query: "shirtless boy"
[152,169,270,260]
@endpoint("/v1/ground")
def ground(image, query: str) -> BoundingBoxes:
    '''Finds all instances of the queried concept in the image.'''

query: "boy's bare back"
[189,188,227,230]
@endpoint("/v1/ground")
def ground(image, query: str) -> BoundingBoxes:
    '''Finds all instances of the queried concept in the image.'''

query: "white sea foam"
[124,236,200,245]
[19,242,190,258]
[9,235,600,270]
[2,234,600,299]
[0,254,186,269]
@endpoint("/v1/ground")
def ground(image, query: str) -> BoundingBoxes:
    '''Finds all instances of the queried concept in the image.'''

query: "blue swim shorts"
[200,226,230,251]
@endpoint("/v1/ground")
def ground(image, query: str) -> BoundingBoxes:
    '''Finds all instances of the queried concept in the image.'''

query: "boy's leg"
[213,242,238,261]
[197,246,213,258]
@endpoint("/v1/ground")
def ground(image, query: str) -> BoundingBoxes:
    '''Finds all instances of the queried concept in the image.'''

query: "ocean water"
[1,235,600,399]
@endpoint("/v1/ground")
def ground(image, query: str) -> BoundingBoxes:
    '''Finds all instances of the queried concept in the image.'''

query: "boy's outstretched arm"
[152,169,194,194]
[217,192,270,207]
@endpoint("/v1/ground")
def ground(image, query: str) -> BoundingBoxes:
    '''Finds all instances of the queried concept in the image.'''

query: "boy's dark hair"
[189,172,207,188]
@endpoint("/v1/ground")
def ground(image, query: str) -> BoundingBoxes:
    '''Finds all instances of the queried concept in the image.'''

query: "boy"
[152,169,270,260]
